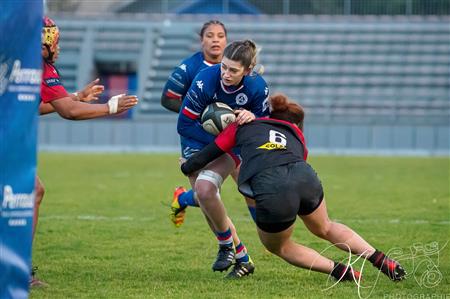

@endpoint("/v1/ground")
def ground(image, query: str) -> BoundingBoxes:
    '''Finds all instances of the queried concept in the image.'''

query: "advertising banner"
[0,1,42,298]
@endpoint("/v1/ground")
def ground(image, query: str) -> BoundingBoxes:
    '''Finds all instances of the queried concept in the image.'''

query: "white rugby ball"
[201,102,236,135]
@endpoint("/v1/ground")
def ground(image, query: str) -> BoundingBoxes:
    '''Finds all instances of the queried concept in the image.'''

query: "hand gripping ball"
[200,102,236,135]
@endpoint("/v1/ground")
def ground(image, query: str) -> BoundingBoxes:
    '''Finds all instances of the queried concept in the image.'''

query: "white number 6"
[269,130,287,146]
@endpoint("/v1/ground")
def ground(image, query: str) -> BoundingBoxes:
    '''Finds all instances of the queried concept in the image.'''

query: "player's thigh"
[230,164,239,182]
[203,153,235,179]
[230,163,255,206]
[257,223,294,252]
[299,199,331,235]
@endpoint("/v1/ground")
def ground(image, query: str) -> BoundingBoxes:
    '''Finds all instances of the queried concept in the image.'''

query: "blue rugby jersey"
[177,64,270,146]
[162,51,215,104]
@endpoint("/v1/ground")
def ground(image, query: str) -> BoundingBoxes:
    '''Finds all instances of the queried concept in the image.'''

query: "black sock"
[330,262,347,280]
[368,250,385,267]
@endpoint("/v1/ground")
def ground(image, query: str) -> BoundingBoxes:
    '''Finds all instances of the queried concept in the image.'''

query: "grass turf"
[31,154,449,299]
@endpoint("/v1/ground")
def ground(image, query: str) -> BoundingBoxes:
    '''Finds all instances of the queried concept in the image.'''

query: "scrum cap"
[42,16,59,54]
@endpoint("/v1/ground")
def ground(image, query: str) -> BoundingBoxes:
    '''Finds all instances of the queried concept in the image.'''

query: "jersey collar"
[220,80,245,94]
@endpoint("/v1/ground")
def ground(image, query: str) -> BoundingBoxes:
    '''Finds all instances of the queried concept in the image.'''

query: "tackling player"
[180,93,407,282]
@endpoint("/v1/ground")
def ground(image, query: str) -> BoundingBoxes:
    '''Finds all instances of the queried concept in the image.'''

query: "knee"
[263,242,287,257]
[264,245,280,255]
[195,170,222,202]
[195,181,217,203]
[259,236,284,256]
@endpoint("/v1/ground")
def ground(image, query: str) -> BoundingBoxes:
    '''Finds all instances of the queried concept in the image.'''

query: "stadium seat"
[54,17,449,118]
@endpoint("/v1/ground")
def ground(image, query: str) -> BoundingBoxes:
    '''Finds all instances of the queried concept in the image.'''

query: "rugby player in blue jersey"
[161,22,260,278]
[175,40,270,278]
[162,21,229,230]
[161,20,227,113]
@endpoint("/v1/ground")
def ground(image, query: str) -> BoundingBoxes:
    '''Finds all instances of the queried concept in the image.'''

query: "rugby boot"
[226,257,255,279]
[170,186,187,227]
[212,244,235,272]
[369,250,406,281]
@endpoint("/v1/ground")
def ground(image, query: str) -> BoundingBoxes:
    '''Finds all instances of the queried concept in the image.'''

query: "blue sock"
[216,228,233,247]
[178,189,198,207]
[235,242,249,263]
[247,206,256,222]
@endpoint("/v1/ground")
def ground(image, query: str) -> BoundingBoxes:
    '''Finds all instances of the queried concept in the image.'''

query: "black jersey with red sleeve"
[181,118,308,194]
[219,118,307,187]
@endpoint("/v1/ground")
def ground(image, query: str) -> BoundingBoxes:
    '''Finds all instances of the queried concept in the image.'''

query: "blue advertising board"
[0,1,42,298]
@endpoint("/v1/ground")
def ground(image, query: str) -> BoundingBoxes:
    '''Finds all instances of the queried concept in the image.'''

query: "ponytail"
[269,94,305,130]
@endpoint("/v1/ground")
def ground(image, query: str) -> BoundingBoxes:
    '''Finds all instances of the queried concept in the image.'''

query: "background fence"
[46,0,450,15]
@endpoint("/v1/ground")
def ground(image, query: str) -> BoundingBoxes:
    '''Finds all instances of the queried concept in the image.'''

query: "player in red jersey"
[31,17,138,287]
[181,94,406,282]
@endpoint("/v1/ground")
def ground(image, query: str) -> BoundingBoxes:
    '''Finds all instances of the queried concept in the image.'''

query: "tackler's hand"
[234,108,255,125]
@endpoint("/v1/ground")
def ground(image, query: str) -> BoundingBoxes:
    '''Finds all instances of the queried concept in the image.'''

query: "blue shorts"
[180,136,241,166]
[180,136,208,159]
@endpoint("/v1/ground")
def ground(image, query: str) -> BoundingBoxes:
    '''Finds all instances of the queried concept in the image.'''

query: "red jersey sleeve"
[40,62,69,103]
[214,122,238,152]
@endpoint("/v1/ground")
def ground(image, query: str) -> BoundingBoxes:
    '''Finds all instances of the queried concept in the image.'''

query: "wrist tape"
[107,94,123,114]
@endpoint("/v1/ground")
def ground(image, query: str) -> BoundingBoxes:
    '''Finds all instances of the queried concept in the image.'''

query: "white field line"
[40,215,154,221]
[39,215,450,225]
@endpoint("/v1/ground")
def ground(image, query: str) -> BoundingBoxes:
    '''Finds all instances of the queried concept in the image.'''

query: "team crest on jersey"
[258,142,286,150]
[235,93,248,105]
[196,80,203,91]
[179,64,187,72]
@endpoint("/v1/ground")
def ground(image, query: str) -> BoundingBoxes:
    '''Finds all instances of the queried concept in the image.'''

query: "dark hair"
[269,94,305,130]
[199,20,227,39]
[223,40,257,70]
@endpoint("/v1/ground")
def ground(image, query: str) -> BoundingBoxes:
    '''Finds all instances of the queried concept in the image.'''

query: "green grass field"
[30,153,449,299]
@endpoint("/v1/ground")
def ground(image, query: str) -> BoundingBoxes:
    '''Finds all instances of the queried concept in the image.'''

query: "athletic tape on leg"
[197,170,223,190]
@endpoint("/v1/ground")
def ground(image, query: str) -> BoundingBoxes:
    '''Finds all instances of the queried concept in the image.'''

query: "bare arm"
[40,79,105,115]
[50,95,138,120]
[161,94,182,113]
[39,102,55,115]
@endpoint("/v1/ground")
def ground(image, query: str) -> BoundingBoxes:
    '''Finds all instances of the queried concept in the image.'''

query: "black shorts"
[248,161,324,233]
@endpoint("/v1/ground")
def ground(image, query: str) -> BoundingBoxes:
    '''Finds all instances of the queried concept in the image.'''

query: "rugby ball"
[201,102,236,135]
